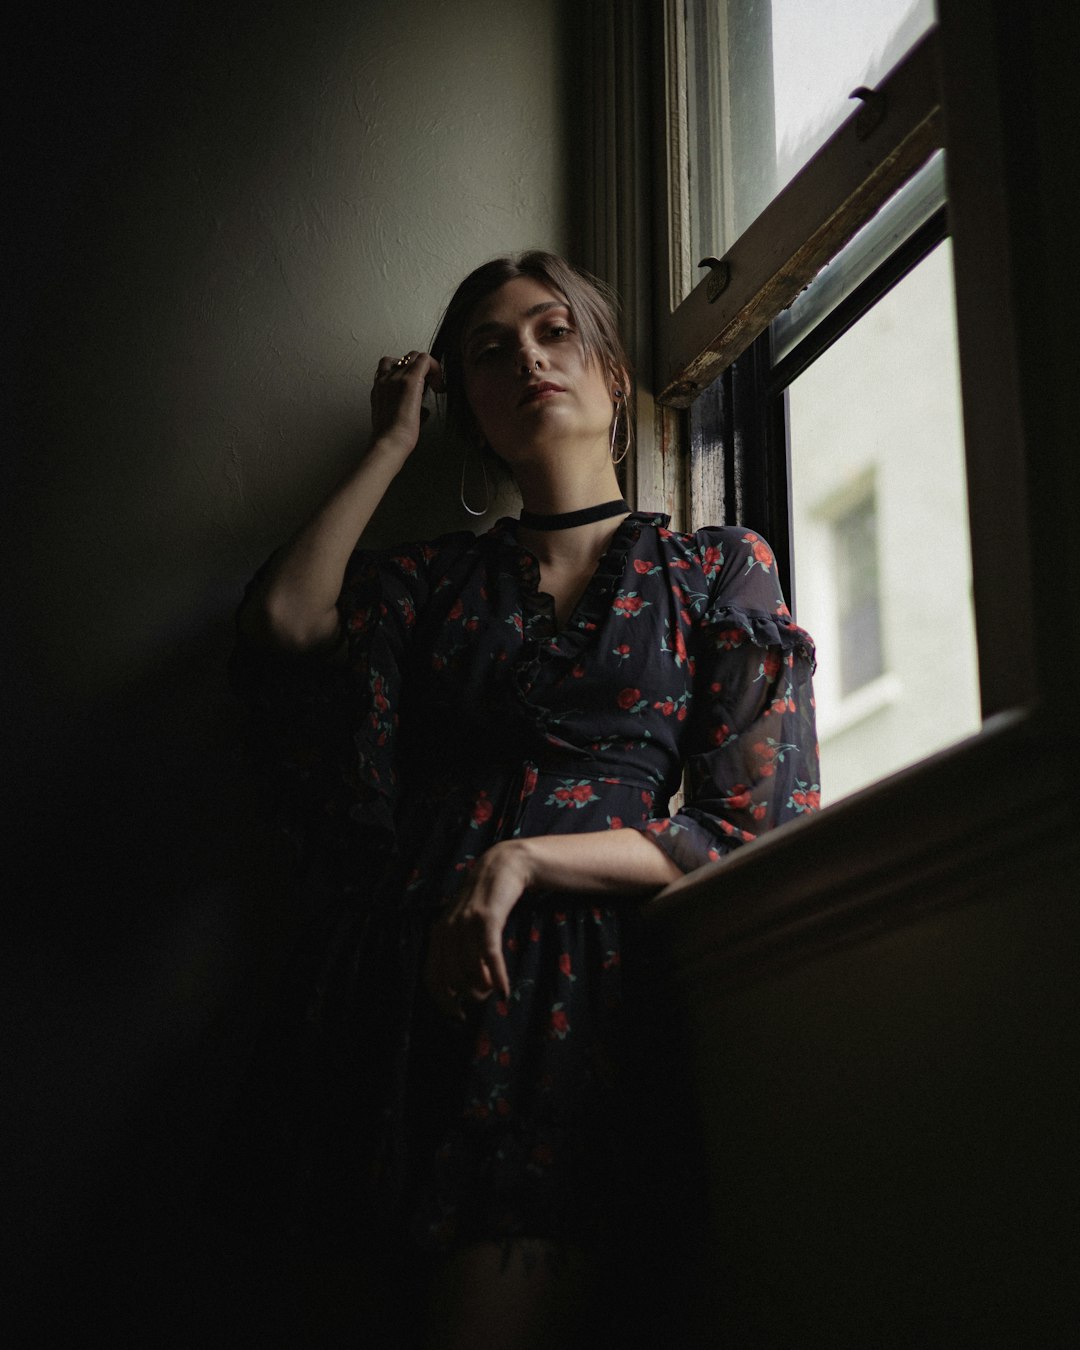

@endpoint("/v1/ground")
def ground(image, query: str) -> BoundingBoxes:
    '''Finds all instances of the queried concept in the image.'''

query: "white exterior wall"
[789,240,982,801]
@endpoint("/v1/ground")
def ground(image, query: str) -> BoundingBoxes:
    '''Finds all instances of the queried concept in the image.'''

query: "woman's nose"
[518,346,544,375]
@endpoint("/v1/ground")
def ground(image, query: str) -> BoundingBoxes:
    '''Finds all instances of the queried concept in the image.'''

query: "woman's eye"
[546,325,572,339]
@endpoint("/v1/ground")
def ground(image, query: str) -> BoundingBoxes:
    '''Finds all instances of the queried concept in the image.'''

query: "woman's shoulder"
[347,526,481,577]
[639,517,779,578]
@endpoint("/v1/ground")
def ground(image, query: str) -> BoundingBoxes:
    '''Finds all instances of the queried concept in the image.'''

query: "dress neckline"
[490,511,670,641]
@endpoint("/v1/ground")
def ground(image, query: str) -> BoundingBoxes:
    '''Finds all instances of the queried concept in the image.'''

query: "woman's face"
[460,276,616,465]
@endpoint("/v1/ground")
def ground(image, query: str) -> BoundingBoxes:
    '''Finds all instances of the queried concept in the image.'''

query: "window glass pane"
[788,239,980,802]
[685,0,937,281]
[772,150,945,362]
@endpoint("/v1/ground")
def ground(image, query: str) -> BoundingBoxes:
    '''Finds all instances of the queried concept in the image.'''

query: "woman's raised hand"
[371,350,443,460]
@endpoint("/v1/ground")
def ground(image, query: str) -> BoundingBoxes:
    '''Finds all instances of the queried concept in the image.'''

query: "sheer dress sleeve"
[230,535,467,874]
[636,529,820,873]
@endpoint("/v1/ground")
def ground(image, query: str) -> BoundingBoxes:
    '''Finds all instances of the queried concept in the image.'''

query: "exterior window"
[658,4,988,802]
[833,491,884,699]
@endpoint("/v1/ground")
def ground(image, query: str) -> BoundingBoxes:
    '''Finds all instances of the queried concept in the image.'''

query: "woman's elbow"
[237,586,339,654]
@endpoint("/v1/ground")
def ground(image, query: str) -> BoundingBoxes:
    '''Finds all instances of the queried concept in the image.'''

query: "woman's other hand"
[424,840,525,1021]
[371,350,443,460]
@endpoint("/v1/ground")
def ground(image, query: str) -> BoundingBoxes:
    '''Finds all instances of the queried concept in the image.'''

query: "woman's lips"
[519,382,566,405]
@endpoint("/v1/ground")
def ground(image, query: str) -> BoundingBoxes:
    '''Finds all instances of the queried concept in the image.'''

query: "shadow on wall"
[9,622,293,1339]
[8,0,574,1337]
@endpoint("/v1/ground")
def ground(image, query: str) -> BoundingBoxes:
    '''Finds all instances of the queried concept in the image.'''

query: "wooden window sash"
[656,27,943,408]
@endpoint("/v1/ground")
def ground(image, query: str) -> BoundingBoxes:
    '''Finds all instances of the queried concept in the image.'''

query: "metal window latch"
[698,256,730,304]
[849,85,887,139]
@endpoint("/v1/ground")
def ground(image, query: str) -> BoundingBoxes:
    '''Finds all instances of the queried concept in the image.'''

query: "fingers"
[424,907,509,1020]
[373,350,443,389]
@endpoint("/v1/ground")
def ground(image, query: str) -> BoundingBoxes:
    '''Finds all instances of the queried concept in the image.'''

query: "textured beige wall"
[20,0,570,715]
[10,1,573,1332]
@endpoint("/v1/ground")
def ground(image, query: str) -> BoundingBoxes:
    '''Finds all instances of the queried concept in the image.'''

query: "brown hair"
[430,250,633,461]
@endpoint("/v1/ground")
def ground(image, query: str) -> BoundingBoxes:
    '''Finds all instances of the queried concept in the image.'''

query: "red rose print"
[726,786,751,810]
[763,651,781,680]
[529,927,540,942]
[572,663,586,678]
[615,643,631,657]
[472,795,494,824]
[608,816,623,829]
[476,1031,492,1058]
[753,540,773,566]
[673,627,688,660]
[394,554,417,573]
[570,784,594,803]
[558,953,572,977]
[677,705,688,721]
[702,544,722,574]
[549,1007,570,1038]
[752,803,767,821]
[617,687,641,710]
[448,598,464,621]
[633,558,653,574]
[522,766,538,796]
[710,723,731,746]
[614,594,645,614]
[669,558,691,570]
[553,787,572,802]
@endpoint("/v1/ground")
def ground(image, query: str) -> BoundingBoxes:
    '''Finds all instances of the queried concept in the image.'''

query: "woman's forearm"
[239,351,441,652]
[511,829,683,896]
[425,829,683,1017]
[240,439,408,651]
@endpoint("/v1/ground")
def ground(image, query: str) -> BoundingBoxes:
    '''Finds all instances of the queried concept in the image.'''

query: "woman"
[232,251,818,1347]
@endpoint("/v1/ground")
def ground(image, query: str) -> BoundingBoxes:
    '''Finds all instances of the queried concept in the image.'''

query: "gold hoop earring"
[460,442,492,516]
[610,391,628,465]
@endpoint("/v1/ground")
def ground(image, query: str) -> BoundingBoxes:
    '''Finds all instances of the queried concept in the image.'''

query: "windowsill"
[643,705,1077,992]
[817,671,901,740]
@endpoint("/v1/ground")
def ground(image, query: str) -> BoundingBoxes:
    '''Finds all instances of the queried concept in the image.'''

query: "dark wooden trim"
[643,708,1080,993]
[656,28,943,408]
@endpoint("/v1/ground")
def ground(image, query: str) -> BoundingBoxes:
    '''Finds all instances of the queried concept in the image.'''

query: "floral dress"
[232,511,818,1260]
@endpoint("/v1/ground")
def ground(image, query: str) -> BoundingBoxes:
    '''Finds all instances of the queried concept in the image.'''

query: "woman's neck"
[514,460,628,566]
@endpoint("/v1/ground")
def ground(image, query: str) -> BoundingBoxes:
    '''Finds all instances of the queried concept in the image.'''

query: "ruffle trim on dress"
[701,603,817,669]
[493,513,668,746]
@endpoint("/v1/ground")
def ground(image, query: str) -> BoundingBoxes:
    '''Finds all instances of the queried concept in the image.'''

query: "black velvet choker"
[518,498,629,531]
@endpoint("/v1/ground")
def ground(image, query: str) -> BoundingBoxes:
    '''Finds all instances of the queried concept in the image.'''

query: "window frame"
[647,5,1036,726]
